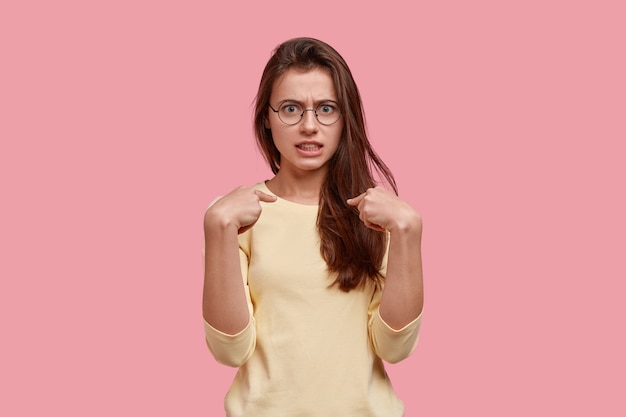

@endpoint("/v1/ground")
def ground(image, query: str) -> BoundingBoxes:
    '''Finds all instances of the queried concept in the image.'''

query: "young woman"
[202,37,424,416]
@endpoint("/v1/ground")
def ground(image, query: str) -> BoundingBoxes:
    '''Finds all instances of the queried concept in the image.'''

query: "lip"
[295,141,323,156]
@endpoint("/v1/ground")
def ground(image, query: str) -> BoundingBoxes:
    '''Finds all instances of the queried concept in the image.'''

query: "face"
[266,67,343,177]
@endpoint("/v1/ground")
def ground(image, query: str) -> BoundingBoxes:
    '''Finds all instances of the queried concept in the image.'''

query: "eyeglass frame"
[268,100,342,126]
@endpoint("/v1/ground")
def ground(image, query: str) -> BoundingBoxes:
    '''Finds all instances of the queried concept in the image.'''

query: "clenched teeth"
[298,144,321,151]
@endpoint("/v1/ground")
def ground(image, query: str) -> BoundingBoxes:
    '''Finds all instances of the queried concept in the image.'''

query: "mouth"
[296,143,322,151]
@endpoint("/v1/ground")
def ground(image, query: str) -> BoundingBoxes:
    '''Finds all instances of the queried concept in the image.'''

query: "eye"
[281,103,301,114]
[318,103,336,114]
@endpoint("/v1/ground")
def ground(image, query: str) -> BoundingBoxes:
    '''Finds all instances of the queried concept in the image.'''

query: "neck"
[266,169,326,205]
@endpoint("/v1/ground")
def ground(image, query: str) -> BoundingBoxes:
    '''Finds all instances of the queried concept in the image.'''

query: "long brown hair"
[253,37,397,291]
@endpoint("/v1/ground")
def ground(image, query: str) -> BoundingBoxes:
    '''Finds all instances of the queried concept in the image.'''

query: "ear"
[264,117,271,129]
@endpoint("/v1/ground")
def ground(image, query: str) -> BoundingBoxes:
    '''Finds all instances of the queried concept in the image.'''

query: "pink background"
[2,1,624,415]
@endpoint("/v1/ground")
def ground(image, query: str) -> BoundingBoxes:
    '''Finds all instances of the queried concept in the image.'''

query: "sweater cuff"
[203,316,256,367]
[369,308,422,364]
[376,309,423,333]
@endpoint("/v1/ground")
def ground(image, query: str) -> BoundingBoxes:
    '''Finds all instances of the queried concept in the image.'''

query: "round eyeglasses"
[269,101,342,126]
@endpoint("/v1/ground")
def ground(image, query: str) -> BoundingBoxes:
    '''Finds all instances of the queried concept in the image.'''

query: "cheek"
[269,129,289,150]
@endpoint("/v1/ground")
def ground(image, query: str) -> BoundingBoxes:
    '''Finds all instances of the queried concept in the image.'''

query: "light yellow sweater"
[204,182,421,417]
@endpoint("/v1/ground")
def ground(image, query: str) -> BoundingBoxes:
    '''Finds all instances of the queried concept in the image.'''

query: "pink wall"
[2,0,624,415]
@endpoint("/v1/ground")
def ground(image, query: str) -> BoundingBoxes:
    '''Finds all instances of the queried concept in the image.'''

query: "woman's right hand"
[204,186,277,234]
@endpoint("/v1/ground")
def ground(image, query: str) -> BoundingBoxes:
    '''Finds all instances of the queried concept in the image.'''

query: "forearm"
[202,218,251,335]
[379,223,424,330]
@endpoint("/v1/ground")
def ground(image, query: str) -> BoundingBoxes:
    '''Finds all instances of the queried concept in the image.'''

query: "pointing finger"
[254,190,278,203]
[346,193,365,206]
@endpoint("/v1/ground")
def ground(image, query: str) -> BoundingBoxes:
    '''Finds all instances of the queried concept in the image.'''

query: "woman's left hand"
[347,186,422,234]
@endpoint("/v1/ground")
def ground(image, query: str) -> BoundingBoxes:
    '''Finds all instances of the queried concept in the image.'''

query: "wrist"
[204,208,239,233]
[388,212,422,235]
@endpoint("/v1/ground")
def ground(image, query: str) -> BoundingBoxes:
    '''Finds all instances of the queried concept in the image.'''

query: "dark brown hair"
[253,37,397,291]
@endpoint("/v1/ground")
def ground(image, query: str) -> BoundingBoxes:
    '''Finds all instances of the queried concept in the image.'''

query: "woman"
[203,37,424,416]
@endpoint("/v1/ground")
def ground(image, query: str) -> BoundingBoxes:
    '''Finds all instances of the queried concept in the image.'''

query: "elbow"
[370,334,419,364]
[203,317,256,367]
[222,356,250,368]
[376,343,416,364]
[370,310,422,364]
[211,343,254,367]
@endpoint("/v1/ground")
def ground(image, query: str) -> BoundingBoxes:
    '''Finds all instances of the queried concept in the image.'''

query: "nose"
[300,109,319,133]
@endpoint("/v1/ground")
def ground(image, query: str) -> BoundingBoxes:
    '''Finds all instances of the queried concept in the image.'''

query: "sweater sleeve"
[202,225,256,367]
[368,288,422,364]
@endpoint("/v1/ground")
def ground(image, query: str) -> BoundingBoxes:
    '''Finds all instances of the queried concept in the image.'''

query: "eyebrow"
[277,98,339,105]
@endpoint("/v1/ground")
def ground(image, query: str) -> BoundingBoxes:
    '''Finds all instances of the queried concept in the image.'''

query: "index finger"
[254,190,278,203]
[346,192,365,206]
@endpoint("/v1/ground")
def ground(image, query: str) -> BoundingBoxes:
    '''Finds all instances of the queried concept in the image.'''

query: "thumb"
[254,190,278,203]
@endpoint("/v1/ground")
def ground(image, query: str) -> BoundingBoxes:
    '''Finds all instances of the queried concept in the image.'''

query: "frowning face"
[266,67,343,178]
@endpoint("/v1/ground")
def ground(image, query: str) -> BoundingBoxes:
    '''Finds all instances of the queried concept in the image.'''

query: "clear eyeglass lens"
[279,103,303,124]
[278,103,340,125]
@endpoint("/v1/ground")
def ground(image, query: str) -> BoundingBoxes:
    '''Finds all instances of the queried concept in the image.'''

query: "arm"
[202,187,276,333]
[202,186,276,366]
[202,243,256,367]
[347,186,424,329]
[368,286,422,364]
[378,214,423,329]
[202,214,251,334]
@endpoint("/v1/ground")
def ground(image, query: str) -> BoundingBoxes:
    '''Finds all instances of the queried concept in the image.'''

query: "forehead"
[271,67,337,102]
